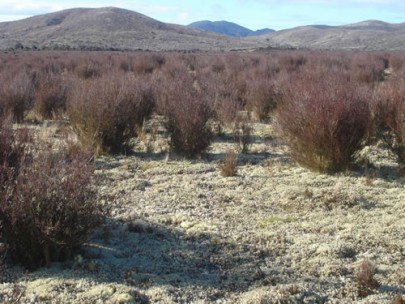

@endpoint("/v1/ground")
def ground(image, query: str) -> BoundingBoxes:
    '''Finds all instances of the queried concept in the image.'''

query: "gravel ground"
[0,121,404,303]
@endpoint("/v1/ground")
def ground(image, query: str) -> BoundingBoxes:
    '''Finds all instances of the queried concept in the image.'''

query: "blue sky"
[0,0,404,30]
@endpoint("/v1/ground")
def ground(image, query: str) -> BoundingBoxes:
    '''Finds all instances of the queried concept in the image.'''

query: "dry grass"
[220,149,238,177]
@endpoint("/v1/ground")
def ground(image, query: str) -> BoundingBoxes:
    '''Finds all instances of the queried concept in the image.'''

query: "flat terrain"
[1,120,404,303]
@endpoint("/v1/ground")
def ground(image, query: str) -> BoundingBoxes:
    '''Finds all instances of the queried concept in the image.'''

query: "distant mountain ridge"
[0,8,404,51]
[257,20,405,50]
[0,7,260,51]
[188,20,275,37]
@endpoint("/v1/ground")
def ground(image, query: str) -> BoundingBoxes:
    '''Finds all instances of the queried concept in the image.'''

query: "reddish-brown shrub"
[75,61,101,79]
[220,149,238,177]
[34,72,70,119]
[351,54,386,84]
[246,78,280,121]
[133,53,166,74]
[391,295,405,304]
[0,69,35,122]
[356,260,380,298]
[156,65,213,157]
[68,73,155,155]
[233,112,253,154]
[373,79,405,165]
[0,144,103,270]
[275,73,371,173]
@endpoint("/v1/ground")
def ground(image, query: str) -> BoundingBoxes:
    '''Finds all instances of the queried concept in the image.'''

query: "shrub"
[0,69,35,122]
[0,115,29,179]
[211,97,241,136]
[34,72,70,119]
[68,73,155,155]
[373,79,405,165]
[0,144,104,270]
[233,112,253,154]
[275,73,371,173]
[75,61,101,79]
[133,53,166,74]
[391,295,405,304]
[351,53,386,84]
[246,79,280,121]
[157,67,213,157]
[220,149,238,177]
[356,260,379,298]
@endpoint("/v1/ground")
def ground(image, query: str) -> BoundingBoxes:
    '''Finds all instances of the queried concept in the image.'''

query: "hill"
[256,20,405,50]
[188,20,274,37]
[0,7,262,51]
[1,8,404,51]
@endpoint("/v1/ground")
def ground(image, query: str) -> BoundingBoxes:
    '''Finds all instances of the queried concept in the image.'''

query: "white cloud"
[0,1,183,19]
[176,12,190,23]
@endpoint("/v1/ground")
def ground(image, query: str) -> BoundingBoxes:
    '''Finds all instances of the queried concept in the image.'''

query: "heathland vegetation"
[0,50,404,303]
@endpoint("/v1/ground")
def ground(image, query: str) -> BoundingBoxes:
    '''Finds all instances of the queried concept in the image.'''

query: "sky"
[0,0,404,30]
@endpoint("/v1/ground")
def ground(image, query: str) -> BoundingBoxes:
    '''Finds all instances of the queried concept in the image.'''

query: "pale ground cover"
[0,120,404,303]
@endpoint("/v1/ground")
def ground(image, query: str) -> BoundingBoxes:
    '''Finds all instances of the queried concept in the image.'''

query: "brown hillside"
[255,20,405,50]
[0,7,261,51]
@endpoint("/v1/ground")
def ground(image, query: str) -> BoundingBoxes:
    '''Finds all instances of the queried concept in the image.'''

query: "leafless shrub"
[68,73,155,155]
[373,79,405,165]
[275,73,371,173]
[133,53,166,74]
[246,79,280,121]
[0,69,35,122]
[356,260,380,298]
[391,295,405,304]
[351,54,386,84]
[220,149,238,177]
[75,61,101,79]
[34,72,70,119]
[157,65,213,157]
[233,112,253,154]
[0,143,104,270]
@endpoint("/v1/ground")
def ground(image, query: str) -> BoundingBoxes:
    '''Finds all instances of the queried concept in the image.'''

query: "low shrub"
[373,80,405,165]
[0,144,104,270]
[391,295,405,304]
[246,79,280,121]
[34,72,70,119]
[68,73,155,155]
[0,69,35,122]
[356,260,379,298]
[157,68,213,157]
[75,61,101,79]
[233,112,253,154]
[220,149,238,177]
[133,53,166,74]
[351,53,387,84]
[275,74,371,173]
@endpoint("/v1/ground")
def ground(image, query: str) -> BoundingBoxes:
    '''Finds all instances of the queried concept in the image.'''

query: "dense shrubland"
[1,49,405,271]
[0,50,404,163]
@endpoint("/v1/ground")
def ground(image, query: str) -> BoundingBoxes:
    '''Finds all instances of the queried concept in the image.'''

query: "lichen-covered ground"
[1,121,404,303]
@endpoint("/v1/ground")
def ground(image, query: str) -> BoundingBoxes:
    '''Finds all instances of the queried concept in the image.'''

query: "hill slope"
[0,7,262,51]
[256,20,405,50]
[1,8,404,51]
[188,20,274,37]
